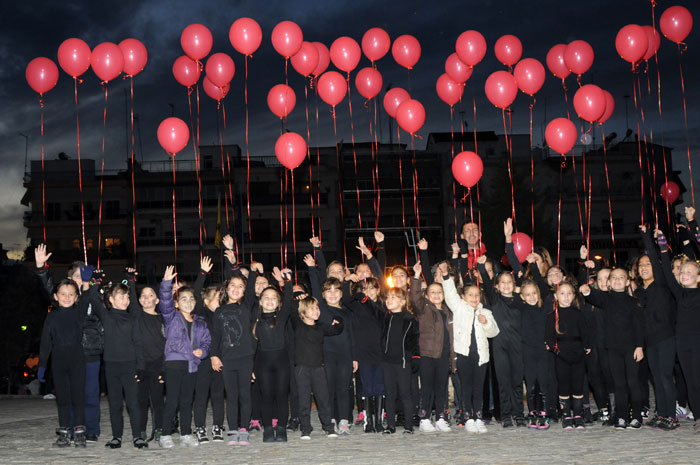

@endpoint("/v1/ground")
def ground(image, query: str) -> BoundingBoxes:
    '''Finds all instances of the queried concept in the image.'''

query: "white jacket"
[442,277,499,366]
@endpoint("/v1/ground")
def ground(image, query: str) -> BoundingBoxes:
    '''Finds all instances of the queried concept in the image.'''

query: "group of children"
[36,207,700,448]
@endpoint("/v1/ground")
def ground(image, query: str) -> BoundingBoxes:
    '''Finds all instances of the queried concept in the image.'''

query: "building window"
[105,238,121,254]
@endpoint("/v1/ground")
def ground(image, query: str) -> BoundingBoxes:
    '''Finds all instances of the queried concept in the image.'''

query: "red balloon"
[513,58,545,96]
[660,181,680,204]
[615,25,648,65]
[642,26,661,61]
[362,27,390,62]
[317,71,347,107]
[395,99,425,134]
[26,57,59,95]
[392,35,421,69]
[267,84,296,118]
[203,76,230,101]
[229,17,262,56]
[511,232,533,263]
[545,118,577,155]
[564,40,594,76]
[456,30,487,67]
[275,132,307,170]
[355,67,383,100]
[451,151,484,188]
[436,74,463,106]
[573,84,606,123]
[181,24,213,61]
[445,53,472,83]
[546,44,570,80]
[598,90,615,124]
[118,39,147,77]
[494,34,523,67]
[330,36,361,73]
[57,38,91,78]
[91,42,124,82]
[205,53,235,88]
[484,71,518,109]
[312,42,330,76]
[291,41,319,77]
[271,21,303,59]
[157,117,189,154]
[383,87,410,118]
[659,6,693,44]
[172,55,201,88]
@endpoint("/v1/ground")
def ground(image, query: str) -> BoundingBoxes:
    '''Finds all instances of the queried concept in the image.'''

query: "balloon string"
[411,135,420,233]
[216,105,230,231]
[245,56,253,261]
[653,127,672,230]
[331,107,347,267]
[399,147,407,267]
[586,175,591,280]
[74,78,88,264]
[637,75,645,125]
[284,170,289,269]
[601,129,617,265]
[502,109,516,226]
[291,168,298,282]
[304,80,315,237]
[314,85,322,241]
[172,154,178,266]
[280,170,284,266]
[222,102,239,257]
[470,97,478,226]
[372,96,381,231]
[450,106,457,242]
[196,84,207,249]
[187,86,204,259]
[346,75,362,229]
[562,81,570,120]
[129,77,137,264]
[40,96,46,243]
[569,149,584,241]
[632,76,645,225]
[557,162,563,266]
[97,85,108,269]
[677,44,694,206]
[529,100,535,247]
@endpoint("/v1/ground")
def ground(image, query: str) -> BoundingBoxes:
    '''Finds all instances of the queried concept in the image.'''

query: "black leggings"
[324,351,353,422]
[584,348,609,410]
[52,346,86,427]
[456,352,487,418]
[555,356,584,398]
[493,342,524,418]
[522,345,551,413]
[607,348,643,421]
[162,362,196,436]
[419,355,450,417]
[193,359,225,428]
[105,360,140,439]
[255,349,290,427]
[677,345,700,415]
[222,357,253,430]
[382,362,413,428]
[137,370,164,434]
[646,337,676,418]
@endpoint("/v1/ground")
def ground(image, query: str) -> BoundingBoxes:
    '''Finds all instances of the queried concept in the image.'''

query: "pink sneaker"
[248,419,261,431]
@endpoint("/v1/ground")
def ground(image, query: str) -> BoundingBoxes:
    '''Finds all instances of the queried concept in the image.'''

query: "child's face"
[596,269,610,291]
[520,284,539,306]
[139,287,159,310]
[109,290,130,311]
[203,294,220,312]
[227,277,246,303]
[679,263,700,288]
[637,256,653,281]
[302,302,320,322]
[355,263,372,279]
[177,291,196,314]
[672,259,683,280]
[483,262,494,279]
[385,293,406,313]
[608,269,629,292]
[327,264,344,281]
[496,273,515,296]
[69,269,83,287]
[54,284,78,308]
[427,283,444,306]
[391,269,408,290]
[323,285,342,306]
[555,285,575,308]
[255,276,269,296]
[462,286,481,308]
[547,267,563,286]
[260,289,280,312]
[364,284,379,301]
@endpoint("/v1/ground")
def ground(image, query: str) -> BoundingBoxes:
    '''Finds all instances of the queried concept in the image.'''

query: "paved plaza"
[0,396,697,465]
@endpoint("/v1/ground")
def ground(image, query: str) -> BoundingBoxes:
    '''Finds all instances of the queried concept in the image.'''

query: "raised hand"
[163,265,177,282]
[503,218,513,241]
[374,230,384,243]
[356,237,372,257]
[413,261,422,278]
[250,262,264,274]
[303,254,316,267]
[224,249,236,265]
[579,284,590,295]
[451,242,460,256]
[579,245,588,260]
[272,266,284,285]
[417,238,428,250]
[200,256,213,273]
[309,236,321,248]
[34,244,52,269]
[476,254,487,265]
[222,234,234,250]
[525,253,538,264]
[639,224,647,233]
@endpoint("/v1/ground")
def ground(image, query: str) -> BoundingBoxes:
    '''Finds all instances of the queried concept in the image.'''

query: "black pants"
[221,356,253,430]
[295,365,334,434]
[162,362,196,436]
[522,345,552,413]
[493,341,524,418]
[324,351,353,421]
[677,345,700,414]
[255,349,290,427]
[675,360,688,407]
[105,360,140,439]
[288,350,299,420]
[382,362,413,428]
[193,359,225,428]
[419,355,450,417]
[555,356,585,398]
[359,363,383,397]
[584,348,609,410]
[456,352,487,418]
[137,370,164,434]
[647,337,676,418]
[52,346,86,427]
[607,348,643,421]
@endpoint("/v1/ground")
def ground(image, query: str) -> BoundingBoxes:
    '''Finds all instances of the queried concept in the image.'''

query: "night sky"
[2,0,698,253]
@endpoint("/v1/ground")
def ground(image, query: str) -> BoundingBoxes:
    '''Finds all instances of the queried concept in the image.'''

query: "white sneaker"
[419,419,437,433]
[475,419,487,434]
[689,410,696,421]
[159,435,175,449]
[465,419,478,433]
[43,393,56,400]
[338,419,350,435]
[435,417,452,432]
[180,434,199,447]
[676,402,688,418]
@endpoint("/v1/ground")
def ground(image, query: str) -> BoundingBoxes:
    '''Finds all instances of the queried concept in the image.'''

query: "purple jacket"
[159,281,211,373]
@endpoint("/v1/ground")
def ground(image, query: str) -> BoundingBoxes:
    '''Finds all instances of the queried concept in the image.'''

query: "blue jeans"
[84,361,101,436]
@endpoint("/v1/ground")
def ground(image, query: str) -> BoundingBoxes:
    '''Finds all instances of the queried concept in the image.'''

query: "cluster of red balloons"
[545,40,593,81]
[573,84,614,124]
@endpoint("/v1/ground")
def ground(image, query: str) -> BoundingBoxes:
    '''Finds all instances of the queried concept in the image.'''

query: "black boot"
[560,397,572,429]
[572,397,585,429]
[375,396,385,433]
[364,397,376,433]
[262,426,275,443]
[54,428,71,448]
[274,425,287,442]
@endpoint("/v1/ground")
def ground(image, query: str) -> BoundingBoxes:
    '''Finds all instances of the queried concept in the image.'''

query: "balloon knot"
[363,99,370,109]
[187,86,194,96]
[679,42,688,54]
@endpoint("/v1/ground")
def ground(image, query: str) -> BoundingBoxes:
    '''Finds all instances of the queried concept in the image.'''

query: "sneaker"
[475,419,487,434]
[537,412,550,430]
[338,419,351,435]
[574,416,585,430]
[419,419,437,433]
[502,416,514,428]
[644,416,659,428]
[195,426,209,444]
[599,408,610,423]
[689,411,696,422]
[628,419,642,429]
[615,418,627,430]
[105,437,122,449]
[412,414,421,427]
[159,435,174,449]
[275,425,287,442]
[528,412,538,429]
[249,419,261,431]
[43,393,56,400]
[435,417,452,432]
[562,417,573,430]
[354,411,365,426]
[382,426,396,435]
[465,419,478,433]
[181,434,199,447]
[133,438,148,449]
[212,425,224,442]
[300,432,311,440]
[237,429,250,446]
[54,428,71,448]
[263,426,276,443]
[455,410,465,427]
[402,428,414,435]
[85,434,98,443]
[641,407,650,419]
[287,418,300,431]
[676,403,688,418]
[73,426,86,448]
[226,430,239,446]
[514,416,528,427]
[583,407,594,424]
[325,430,338,438]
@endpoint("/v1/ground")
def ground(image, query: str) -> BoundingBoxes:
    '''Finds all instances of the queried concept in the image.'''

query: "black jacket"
[380,309,418,367]
[583,288,644,351]
[210,270,258,361]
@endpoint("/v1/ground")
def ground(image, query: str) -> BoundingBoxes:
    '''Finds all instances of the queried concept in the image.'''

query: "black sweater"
[254,281,293,352]
[478,263,521,347]
[660,248,700,350]
[545,303,591,363]
[210,270,259,361]
[583,288,644,351]
[91,289,144,368]
[347,293,383,364]
[293,318,344,367]
[308,266,355,361]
